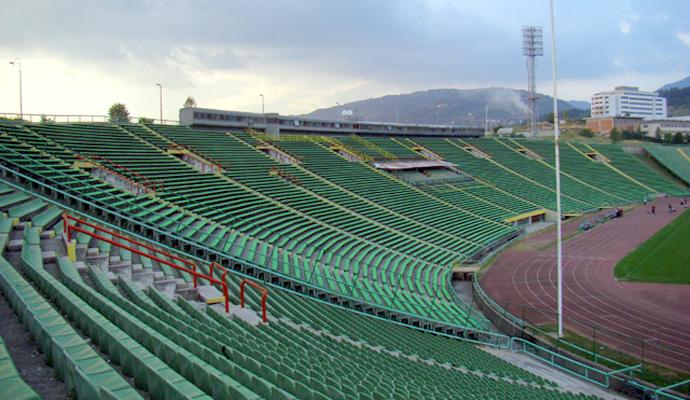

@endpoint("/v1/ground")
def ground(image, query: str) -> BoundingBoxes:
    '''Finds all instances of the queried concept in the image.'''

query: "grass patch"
[614,209,690,284]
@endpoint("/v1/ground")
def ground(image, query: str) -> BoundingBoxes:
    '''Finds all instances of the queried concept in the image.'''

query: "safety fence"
[0,112,179,125]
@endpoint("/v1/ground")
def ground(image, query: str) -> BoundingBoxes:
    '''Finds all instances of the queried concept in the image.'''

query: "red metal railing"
[240,279,269,323]
[62,214,229,312]
[76,154,164,193]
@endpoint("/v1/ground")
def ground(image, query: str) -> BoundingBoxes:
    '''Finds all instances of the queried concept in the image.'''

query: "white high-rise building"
[590,86,667,120]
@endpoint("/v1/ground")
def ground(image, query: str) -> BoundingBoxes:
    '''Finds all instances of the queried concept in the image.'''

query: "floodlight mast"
[522,26,543,136]
[548,0,564,339]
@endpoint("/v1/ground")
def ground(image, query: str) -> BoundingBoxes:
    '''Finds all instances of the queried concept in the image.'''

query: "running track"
[481,198,690,371]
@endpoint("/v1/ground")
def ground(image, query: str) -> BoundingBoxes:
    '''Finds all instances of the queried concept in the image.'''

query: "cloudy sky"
[1,0,689,121]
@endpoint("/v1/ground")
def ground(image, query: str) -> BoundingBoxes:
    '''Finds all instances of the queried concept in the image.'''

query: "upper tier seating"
[642,144,690,186]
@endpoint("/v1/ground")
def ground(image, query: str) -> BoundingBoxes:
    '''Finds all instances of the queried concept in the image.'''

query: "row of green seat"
[0,224,143,399]
[642,144,690,186]
[4,189,598,399]
[516,139,649,202]
[356,136,423,160]
[586,143,688,196]
[466,138,617,209]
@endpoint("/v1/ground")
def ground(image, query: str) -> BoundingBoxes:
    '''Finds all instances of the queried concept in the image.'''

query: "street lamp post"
[156,83,163,124]
[9,60,23,119]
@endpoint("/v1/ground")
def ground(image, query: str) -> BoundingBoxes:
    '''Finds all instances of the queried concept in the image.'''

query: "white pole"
[549,0,564,338]
[485,104,488,134]
[18,63,23,119]
[156,83,163,124]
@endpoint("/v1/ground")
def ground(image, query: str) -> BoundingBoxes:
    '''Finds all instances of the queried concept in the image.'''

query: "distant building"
[590,86,666,120]
[640,117,690,137]
[586,116,643,134]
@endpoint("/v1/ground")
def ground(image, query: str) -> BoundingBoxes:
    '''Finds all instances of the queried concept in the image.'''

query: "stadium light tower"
[522,26,543,136]
[9,60,23,119]
[156,83,163,124]
[259,94,265,115]
[548,0,565,339]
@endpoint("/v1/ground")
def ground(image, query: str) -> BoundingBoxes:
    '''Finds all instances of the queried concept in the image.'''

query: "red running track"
[481,197,690,371]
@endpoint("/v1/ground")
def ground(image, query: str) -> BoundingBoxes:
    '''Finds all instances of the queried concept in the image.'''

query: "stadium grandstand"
[0,118,689,400]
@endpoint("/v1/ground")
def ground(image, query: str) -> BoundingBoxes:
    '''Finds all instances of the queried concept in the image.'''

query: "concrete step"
[108,261,133,280]
[13,221,28,231]
[74,261,88,274]
[197,285,223,304]
[41,251,57,264]
[153,276,177,295]
[6,239,23,252]
[175,286,198,300]
[40,230,56,240]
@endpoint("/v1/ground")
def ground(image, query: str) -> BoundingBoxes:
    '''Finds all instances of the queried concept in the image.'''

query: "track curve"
[481,198,690,371]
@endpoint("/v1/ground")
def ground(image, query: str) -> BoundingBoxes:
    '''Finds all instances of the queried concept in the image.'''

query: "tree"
[672,131,685,144]
[663,132,673,143]
[39,114,55,124]
[183,96,197,108]
[610,128,623,142]
[138,117,154,124]
[578,128,594,138]
[108,103,131,123]
[654,127,662,141]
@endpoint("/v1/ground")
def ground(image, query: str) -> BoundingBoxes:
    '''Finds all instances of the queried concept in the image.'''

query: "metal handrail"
[0,112,179,125]
[240,279,269,323]
[63,214,229,312]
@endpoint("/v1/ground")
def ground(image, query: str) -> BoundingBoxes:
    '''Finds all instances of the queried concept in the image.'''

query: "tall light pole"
[259,94,265,114]
[156,83,163,124]
[549,0,564,338]
[9,60,23,119]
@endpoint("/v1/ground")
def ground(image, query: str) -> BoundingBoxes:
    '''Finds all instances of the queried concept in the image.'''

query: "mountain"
[567,100,590,110]
[658,86,690,117]
[303,88,579,126]
[658,76,690,91]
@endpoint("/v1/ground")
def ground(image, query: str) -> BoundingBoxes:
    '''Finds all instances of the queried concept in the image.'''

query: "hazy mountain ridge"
[303,88,586,126]
[658,76,690,91]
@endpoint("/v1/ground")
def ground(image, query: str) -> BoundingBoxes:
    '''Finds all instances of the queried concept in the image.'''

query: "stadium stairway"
[0,185,602,399]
